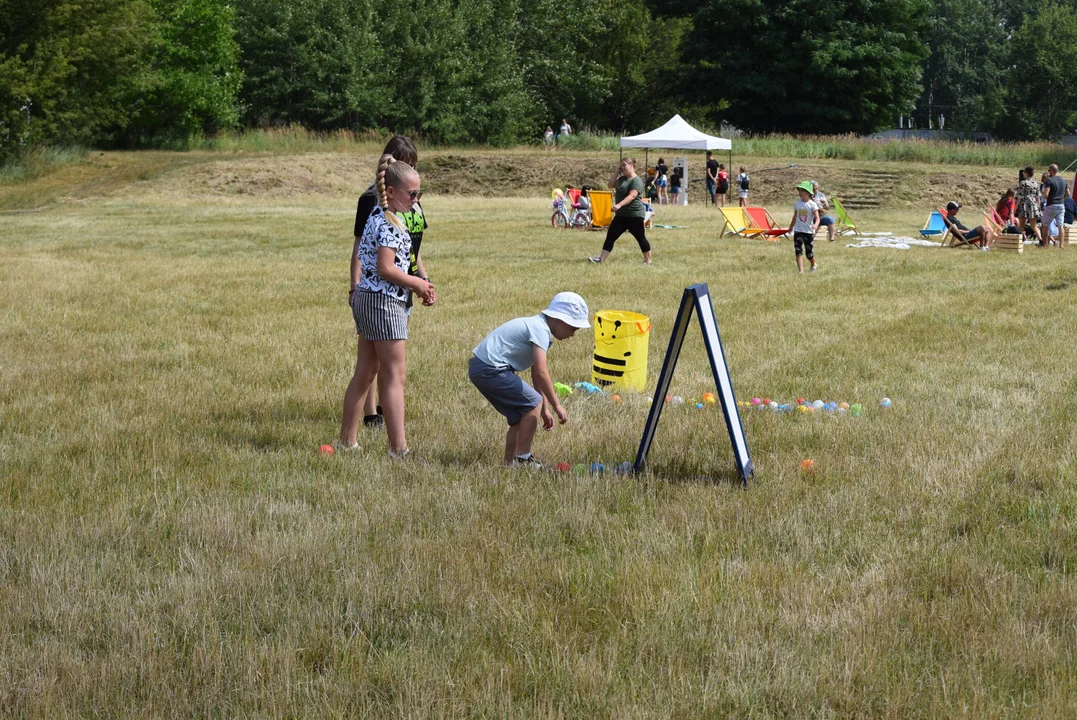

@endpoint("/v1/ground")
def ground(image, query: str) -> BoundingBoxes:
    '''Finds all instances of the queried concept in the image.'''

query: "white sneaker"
[809,265,818,272]
[334,442,361,453]
[389,448,410,459]
[512,453,543,469]
[641,260,653,266]
[588,256,603,264]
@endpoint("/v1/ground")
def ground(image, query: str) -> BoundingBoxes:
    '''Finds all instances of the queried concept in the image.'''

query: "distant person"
[556,118,572,146]
[655,157,669,204]
[787,181,820,273]
[670,167,682,204]
[1065,188,1076,225]
[588,157,652,265]
[1016,166,1042,244]
[716,163,729,206]
[942,201,993,250]
[572,186,592,225]
[996,189,1018,232]
[811,180,836,241]
[469,292,588,467]
[736,167,750,207]
[543,126,553,149]
[705,151,719,205]
[1042,163,1067,246]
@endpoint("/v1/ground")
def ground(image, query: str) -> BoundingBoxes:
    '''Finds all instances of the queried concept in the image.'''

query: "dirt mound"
[118,151,1018,213]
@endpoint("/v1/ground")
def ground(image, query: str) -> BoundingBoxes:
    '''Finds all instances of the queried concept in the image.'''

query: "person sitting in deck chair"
[943,201,993,249]
[571,187,592,226]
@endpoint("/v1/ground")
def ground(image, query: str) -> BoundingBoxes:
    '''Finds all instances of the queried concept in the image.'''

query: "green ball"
[851,403,863,417]
[574,463,586,475]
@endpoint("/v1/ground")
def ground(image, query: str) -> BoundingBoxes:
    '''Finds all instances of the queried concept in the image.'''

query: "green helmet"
[796,181,814,194]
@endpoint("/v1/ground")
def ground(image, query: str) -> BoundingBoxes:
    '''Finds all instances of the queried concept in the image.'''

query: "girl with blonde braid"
[348,155,435,457]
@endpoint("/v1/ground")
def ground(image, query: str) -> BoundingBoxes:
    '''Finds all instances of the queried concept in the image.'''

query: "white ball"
[768,401,778,409]
[881,397,892,408]
[812,400,824,409]
[671,395,684,405]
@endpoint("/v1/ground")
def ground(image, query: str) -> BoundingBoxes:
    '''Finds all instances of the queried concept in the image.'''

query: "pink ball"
[751,398,762,406]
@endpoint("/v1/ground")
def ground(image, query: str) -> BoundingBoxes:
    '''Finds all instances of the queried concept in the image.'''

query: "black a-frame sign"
[633,283,753,484]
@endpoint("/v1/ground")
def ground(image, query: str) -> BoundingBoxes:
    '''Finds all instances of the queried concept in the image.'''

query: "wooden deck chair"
[831,197,858,234]
[744,207,789,240]
[719,207,764,237]
[920,211,947,239]
[940,208,974,248]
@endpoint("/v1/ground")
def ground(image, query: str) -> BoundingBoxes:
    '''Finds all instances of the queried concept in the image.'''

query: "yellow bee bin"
[592,310,651,391]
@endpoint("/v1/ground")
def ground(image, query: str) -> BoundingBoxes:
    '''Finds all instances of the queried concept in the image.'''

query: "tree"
[913,0,1007,132]
[995,5,1077,140]
[682,0,931,134]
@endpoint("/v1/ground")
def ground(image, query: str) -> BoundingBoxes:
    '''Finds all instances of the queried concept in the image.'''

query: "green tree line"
[2,0,1076,160]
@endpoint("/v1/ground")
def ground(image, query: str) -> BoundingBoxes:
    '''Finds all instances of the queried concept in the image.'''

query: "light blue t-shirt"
[473,314,553,372]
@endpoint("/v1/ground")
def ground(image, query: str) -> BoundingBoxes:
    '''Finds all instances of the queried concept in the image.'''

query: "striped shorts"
[351,290,409,341]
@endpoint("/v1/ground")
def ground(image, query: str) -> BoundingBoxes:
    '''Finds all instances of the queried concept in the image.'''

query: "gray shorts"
[352,290,408,341]
[469,356,542,426]
[1043,203,1065,234]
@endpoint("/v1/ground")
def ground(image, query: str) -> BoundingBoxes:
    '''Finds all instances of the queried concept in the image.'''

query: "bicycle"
[551,196,591,230]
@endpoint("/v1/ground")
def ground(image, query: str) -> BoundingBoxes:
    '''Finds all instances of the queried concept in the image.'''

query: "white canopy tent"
[620,114,731,151]
[619,115,732,201]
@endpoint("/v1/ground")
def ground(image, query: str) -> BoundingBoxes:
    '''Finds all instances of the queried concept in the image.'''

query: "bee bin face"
[592,311,651,392]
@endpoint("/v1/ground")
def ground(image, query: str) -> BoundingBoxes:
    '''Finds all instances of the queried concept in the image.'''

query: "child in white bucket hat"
[469,292,589,467]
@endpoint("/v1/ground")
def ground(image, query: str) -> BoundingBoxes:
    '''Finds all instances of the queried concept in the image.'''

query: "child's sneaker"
[809,265,818,272]
[388,448,410,460]
[588,256,603,264]
[334,442,361,453]
[363,414,384,428]
[512,453,543,469]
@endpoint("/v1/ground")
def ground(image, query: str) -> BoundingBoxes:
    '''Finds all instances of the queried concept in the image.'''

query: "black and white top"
[358,205,412,302]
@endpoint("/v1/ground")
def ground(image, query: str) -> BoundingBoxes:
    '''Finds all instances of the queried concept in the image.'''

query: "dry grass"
[2,155,1077,717]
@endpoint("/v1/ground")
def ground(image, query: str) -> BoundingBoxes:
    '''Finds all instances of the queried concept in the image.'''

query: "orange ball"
[611,394,623,404]
[800,458,816,472]
[319,444,334,455]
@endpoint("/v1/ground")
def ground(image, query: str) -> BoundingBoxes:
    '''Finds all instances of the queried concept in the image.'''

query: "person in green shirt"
[588,158,653,265]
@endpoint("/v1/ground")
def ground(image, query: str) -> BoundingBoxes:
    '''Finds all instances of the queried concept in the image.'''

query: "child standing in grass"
[788,181,820,273]
[348,155,435,457]
[469,292,589,467]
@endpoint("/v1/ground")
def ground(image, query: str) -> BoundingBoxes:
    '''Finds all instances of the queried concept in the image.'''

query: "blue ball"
[881,397,892,408]
[590,462,605,474]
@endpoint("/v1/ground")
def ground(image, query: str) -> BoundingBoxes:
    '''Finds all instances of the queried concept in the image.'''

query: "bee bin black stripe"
[593,354,627,366]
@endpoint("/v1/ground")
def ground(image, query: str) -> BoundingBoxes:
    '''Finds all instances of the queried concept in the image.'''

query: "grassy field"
[3,150,1077,716]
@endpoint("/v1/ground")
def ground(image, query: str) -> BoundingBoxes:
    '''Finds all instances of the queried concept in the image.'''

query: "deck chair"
[744,207,789,240]
[939,208,975,248]
[590,190,613,229]
[920,211,947,239]
[719,207,764,237]
[831,197,858,234]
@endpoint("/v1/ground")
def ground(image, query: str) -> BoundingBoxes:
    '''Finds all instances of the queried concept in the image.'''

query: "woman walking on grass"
[339,142,434,455]
[1016,166,1042,245]
[588,158,652,265]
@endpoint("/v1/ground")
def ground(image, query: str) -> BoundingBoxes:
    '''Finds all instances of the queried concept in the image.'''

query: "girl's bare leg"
[340,338,380,445]
[374,339,408,453]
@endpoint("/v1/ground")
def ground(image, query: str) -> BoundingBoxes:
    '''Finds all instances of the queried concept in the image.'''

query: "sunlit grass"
[1,162,1077,716]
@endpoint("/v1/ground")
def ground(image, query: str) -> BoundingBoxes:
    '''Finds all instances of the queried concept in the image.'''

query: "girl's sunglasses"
[404,190,422,201]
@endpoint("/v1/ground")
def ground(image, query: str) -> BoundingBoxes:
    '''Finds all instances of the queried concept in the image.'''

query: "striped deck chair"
[831,197,858,234]
[719,207,764,238]
[744,207,789,240]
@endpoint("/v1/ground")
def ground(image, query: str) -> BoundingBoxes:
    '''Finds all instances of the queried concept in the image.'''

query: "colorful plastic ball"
[645,397,653,405]
[800,458,817,473]
[812,400,824,409]
[797,405,808,413]
[768,401,778,410]
[839,402,850,410]
[702,392,717,405]
[696,402,704,409]
[851,404,863,417]
[615,461,633,474]
[611,394,623,404]
[665,394,672,404]
[555,462,572,472]
[762,398,771,406]
[751,397,761,406]
[319,444,335,456]
[881,397,892,408]
[574,463,587,475]
[796,397,805,405]
[590,462,605,474]
[671,396,684,405]
[806,406,815,413]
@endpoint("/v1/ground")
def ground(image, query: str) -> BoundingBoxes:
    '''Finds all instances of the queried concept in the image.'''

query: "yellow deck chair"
[590,190,613,229]
[831,197,858,234]
[719,207,765,237]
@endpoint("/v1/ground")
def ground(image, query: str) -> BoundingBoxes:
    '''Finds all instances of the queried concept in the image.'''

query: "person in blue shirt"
[469,293,589,467]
